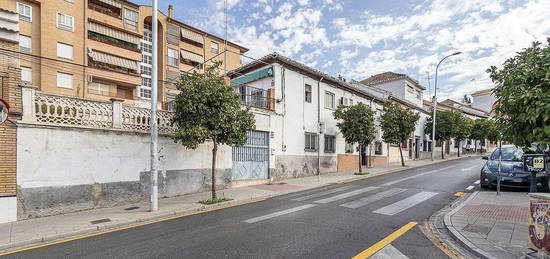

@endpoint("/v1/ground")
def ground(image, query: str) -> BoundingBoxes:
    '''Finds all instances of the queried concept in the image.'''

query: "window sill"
[57,26,74,32]
[304,149,318,152]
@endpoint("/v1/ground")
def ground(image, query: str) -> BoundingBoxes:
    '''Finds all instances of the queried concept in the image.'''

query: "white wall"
[472,94,496,113]
[17,126,232,189]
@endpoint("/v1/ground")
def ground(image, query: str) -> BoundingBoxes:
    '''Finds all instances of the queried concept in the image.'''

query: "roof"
[471,88,493,96]
[228,53,384,103]
[361,72,426,90]
[425,99,490,118]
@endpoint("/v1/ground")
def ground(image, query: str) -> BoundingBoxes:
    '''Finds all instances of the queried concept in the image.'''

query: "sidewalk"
[444,191,530,259]
[0,156,466,252]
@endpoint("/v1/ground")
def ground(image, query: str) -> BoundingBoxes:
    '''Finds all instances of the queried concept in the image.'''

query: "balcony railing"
[88,2,121,19]
[89,60,139,76]
[238,85,275,111]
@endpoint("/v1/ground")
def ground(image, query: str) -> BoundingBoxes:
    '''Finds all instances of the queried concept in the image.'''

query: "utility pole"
[150,0,159,212]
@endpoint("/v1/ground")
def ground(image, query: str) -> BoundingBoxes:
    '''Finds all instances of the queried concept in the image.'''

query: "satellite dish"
[0,99,9,124]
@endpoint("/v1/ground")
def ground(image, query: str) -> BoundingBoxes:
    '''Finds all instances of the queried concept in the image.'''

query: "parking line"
[461,165,478,171]
[474,180,480,185]
[243,204,316,223]
[351,222,417,259]
[466,185,475,191]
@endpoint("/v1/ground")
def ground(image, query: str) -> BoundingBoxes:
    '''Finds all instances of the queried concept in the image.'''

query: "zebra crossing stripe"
[461,165,478,171]
[340,188,407,209]
[243,204,317,223]
[314,187,379,204]
[291,186,354,201]
[373,191,438,216]
[370,244,409,259]
[381,166,454,186]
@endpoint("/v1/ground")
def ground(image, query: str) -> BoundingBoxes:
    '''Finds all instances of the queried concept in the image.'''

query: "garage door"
[232,130,269,180]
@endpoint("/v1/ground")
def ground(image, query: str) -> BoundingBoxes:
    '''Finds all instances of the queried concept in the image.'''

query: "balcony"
[88,1,121,19]
[238,85,275,111]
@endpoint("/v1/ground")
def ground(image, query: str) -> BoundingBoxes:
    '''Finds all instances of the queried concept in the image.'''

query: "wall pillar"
[21,85,37,122]
[110,98,124,129]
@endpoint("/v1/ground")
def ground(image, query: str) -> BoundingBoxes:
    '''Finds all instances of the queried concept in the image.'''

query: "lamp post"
[150,0,159,211]
[431,52,461,161]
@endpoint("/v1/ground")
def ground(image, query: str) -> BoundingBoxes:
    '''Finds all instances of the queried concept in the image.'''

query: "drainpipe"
[317,76,324,182]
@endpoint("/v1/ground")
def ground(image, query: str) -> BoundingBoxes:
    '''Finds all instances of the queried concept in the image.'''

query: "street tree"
[171,62,255,201]
[425,111,455,159]
[453,113,474,157]
[470,119,491,153]
[487,39,550,148]
[380,102,420,167]
[334,102,376,173]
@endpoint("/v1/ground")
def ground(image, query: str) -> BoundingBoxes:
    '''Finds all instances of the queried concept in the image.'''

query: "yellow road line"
[351,221,418,259]
[454,192,465,197]
[0,198,266,257]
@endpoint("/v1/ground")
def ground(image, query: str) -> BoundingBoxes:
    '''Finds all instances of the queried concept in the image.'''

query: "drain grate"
[90,218,111,224]
[124,206,140,211]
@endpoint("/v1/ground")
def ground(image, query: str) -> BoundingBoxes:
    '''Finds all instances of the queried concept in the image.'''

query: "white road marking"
[243,204,317,223]
[466,185,475,191]
[474,180,480,185]
[371,244,409,259]
[314,186,379,204]
[340,188,407,209]
[461,165,479,172]
[381,165,455,186]
[373,191,438,216]
[292,186,354,201]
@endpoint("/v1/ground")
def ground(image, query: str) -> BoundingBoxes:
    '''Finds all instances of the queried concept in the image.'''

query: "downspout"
[317,76,324,181]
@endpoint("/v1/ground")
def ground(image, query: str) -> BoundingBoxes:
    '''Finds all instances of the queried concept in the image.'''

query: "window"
[349,99,354,105]
[305,132,318,152]
[141,65,152,76]
[17,2,32,22]
[304,84,312,103]
[57,42,73,60]
[375,141,383,155]
[57,72,73,89]
[142,54,152,65]
[141,42,152,53]
[139,87,151,99]
[88,81,112,96]
[20,67,32,83]
[123,8,138,31]
[142,77,151,88]
[407,85,414,93]
[345,142,354,153]
[19,35,31,52]
[324,91,335,109]
[211,41,219,54]
[168,48,179,66]
[57,13,74,31]
[324,135,335,153]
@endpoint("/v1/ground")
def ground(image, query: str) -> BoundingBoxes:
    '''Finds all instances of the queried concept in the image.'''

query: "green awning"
[231,67,273,86]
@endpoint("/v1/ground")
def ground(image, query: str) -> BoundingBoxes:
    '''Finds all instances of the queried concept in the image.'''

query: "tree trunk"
[358,144,362,173]
[399,143,405,167]
[457,140,461,157]
[441,140,445,159]
[211,140,218,200]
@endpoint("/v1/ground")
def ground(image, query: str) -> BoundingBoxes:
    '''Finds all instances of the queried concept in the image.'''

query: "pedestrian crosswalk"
[243,185,440,224]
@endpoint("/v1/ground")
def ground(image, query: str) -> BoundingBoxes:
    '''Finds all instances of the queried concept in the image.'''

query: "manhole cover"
[462,224,491,235]
[90,218,111,224]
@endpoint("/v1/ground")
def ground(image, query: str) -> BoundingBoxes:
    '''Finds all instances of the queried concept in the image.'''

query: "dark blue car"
[480,145,549,191]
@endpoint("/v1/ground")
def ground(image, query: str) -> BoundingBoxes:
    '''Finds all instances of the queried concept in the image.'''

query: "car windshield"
[490,147,524,161]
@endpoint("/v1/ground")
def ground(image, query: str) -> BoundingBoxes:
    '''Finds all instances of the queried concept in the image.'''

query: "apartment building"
[0,0,248,109]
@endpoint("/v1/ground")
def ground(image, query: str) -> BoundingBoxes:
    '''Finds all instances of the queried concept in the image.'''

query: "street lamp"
[431,51,462,161]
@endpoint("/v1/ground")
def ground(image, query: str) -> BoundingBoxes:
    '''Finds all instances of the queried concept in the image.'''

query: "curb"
[443,191,497,259]
[0,155,477,254]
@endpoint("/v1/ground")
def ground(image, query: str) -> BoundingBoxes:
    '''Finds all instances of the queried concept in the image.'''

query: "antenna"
[426,72,432,97]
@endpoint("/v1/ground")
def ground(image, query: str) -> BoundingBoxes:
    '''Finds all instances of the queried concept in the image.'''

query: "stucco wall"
[17,126,231,218]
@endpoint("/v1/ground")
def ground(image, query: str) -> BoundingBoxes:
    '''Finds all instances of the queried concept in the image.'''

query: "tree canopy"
[425,111,456,142]
[171,62,255,200]
[334,102,376,172]
[380,102,420,166]
[487,39,550,147]
[452,113,473,157]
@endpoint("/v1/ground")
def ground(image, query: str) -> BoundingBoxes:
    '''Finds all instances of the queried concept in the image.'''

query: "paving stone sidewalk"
[0,156,464,252]
[445,191,531,259]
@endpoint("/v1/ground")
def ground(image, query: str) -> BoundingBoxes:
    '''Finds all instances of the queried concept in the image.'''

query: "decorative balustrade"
[21,86,175,135]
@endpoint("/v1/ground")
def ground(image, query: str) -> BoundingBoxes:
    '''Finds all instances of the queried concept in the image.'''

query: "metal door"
[232,130,269,180]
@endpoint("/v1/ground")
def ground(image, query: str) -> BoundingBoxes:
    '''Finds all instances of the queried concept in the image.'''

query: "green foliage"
[470,119,491,143]
[199,197,232,205]
[171,61,256,148]
[354,172,370,175]
[487,39,550,147]
[380,102,420,145]
[486,119,505,142]
[333,102,376,146]
[425,111,456,141]
[453,113,474,142]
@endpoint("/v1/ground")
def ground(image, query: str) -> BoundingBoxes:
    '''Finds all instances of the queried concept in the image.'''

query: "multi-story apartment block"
[361,72,425,108]
[0,0,248,109]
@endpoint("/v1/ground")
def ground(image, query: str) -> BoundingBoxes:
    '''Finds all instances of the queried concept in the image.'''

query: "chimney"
[168,5,174,18]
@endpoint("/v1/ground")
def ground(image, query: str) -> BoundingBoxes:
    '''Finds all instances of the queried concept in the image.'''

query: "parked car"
[480,145,549,191]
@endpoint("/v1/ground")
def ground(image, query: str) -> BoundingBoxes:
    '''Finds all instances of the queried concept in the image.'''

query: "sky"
[134,0,550,101]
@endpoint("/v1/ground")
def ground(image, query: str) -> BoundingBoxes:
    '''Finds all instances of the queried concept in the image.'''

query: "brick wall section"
[0,40,20,197]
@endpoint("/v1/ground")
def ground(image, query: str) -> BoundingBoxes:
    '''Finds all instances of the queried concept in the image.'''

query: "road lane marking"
[351,222,417,259]
[466,185,475,191]
[380,165,455,186]
[313,187,379,204]
[0,198,267,256]
[373,191,438,215]
[461,165,478,172]
[340,188,407,209]
[474,180,480,185]
[243,204,316,223]
[291,186,354,201]
[370,244,409,259]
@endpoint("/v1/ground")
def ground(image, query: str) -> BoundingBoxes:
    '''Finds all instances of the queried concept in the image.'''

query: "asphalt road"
[4,157,485,259]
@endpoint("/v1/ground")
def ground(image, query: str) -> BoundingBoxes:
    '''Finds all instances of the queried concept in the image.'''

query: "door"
[232,130,269,180]
[415,138,420,159]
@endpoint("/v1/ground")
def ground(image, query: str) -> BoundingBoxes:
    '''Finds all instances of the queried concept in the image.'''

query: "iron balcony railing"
[238,85,275,111]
